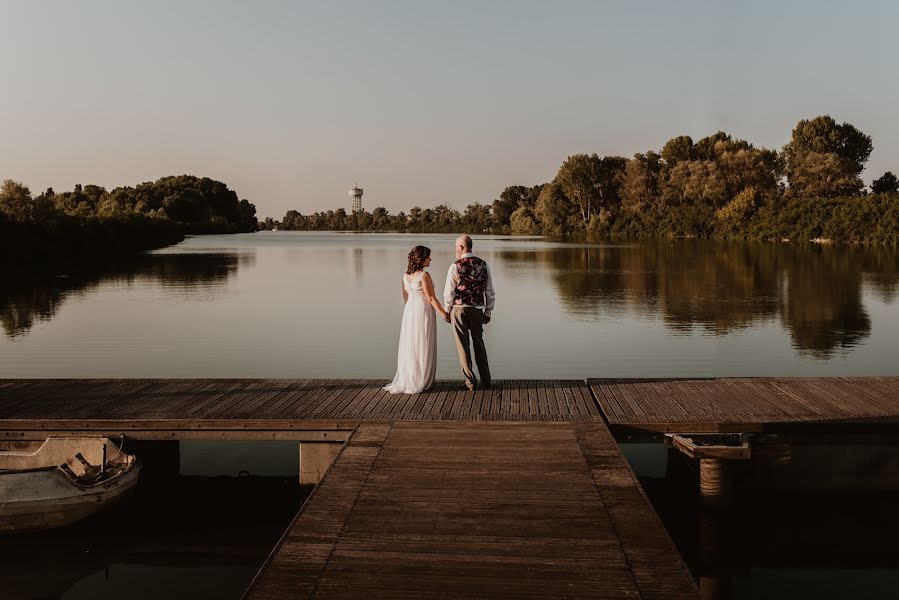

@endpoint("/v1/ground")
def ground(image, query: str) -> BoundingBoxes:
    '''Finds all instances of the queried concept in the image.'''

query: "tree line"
[1,175,257,266]
[269,115,899,244]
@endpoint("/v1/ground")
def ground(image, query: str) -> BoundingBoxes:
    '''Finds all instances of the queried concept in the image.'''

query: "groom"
[443,235,495,391]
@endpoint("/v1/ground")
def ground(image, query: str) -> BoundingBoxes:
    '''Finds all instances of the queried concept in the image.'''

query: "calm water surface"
[2,232,898,377]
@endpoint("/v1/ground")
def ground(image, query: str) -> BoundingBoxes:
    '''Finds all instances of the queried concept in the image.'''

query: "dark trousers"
[451,307,491,388]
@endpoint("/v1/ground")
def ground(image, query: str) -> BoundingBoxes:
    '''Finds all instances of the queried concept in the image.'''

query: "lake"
[2,232,898,378]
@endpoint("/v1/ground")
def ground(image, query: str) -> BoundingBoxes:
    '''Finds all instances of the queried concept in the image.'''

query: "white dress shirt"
[443,252,496,317]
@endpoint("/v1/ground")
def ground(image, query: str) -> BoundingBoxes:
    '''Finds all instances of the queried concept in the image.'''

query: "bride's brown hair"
[406,246,431,274]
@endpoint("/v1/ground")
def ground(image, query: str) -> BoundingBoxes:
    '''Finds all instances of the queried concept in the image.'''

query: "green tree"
[660,136,695,165]
[597,156,628,214]
[329,208,347,230]
[431,204,460,231]
[717,147,781,199]
[281,210,302,230]
[555,154,626,226]
[47,184,104,217]
[556,154,603,226]
[408,206,423,230]
[509,206,538,234]
[787,151,864,198]
[491,184,544,231]
[351,210,373,230]
[492,185,529,227]
[784,115,872,197]
[871,171,899,194]
[237,199,258,231]
[534,181,577,235]
[163,188,210,223]
[371,206,390,230]
[661,160,727,207]
[715,187,759,238]
[694,131,751,160]
[0,179,54,222]
[462,203,491,232]
[620,152,662,212]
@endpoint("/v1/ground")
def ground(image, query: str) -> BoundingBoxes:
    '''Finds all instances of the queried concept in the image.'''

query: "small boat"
[0,436,141,534]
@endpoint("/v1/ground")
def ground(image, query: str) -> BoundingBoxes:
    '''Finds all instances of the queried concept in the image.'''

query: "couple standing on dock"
[384,235,495,395]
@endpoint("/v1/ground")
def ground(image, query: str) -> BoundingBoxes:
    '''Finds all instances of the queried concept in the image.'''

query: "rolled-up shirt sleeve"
[443,263,458,313]
[484,265,496,317]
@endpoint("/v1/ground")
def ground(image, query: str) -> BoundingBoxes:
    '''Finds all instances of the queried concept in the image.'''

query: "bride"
[383,246,451,394]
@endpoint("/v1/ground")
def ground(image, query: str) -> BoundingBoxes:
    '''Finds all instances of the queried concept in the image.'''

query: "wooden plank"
[246,421,698,599]
[244,423,390,600]
[257,379,314,417]
[180,380,248,417]
[2,377,898,431]
[588,377,899,433]
[186,379,264,419]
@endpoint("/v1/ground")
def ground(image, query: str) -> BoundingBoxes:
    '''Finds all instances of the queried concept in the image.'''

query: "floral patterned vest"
[452,256,489,307]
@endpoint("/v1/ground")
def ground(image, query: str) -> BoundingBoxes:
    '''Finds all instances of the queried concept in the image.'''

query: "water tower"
[349,184,363,213]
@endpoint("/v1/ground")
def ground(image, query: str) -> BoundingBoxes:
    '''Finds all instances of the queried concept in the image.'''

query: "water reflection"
[2,235,898,376]
[500,241,899,357]
[0,252,245,338]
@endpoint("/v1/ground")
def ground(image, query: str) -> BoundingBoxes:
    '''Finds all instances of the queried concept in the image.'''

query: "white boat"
[0,436,141,534]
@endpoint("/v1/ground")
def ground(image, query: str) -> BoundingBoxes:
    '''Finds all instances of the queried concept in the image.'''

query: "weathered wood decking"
[2,377,897,437]
[245,422,696,600]
[0,379,601,440]
[3,376,899,598]
[589,377,899,432]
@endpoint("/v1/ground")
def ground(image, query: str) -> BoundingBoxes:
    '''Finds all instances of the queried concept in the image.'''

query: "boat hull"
[0,437,142,534]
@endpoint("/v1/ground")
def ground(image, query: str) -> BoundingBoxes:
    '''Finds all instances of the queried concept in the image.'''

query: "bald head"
[454,235,472,259]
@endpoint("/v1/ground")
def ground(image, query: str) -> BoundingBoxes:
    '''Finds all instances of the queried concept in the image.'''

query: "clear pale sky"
[2,1,898,218]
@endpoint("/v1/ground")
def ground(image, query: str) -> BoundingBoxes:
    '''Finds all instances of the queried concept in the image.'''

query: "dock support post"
[298,442,342,485]
[698,512,729,600]
[665,433,748,508]
[699,457,727,507]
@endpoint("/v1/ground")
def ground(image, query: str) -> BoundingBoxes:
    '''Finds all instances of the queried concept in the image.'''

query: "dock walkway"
[589,377,899,432]
[245,421,696,600]
[0,379,601,440]
[2,376,899,598]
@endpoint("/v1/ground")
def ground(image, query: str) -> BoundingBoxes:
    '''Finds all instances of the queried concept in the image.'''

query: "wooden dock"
[589,377,899,432]
[0,379,602,441]
[245,422,696,600]
[2,376,899,598]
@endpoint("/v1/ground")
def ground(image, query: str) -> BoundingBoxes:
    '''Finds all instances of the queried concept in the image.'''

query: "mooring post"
[699,457,727,507]
[298,442,342,485]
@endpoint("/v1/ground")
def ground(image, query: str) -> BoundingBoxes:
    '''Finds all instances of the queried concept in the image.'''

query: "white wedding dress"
[383,271,437,394]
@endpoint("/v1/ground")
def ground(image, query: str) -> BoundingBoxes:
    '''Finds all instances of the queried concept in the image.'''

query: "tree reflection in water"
[4,239,898,360]
[499,240,899,358]
[0,253,247,338]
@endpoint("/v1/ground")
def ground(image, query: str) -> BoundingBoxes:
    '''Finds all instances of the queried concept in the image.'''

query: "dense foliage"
[270,115,898,244]
[1,175,257,265]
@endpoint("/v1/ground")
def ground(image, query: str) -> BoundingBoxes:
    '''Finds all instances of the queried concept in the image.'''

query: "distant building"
[349,184,363,213]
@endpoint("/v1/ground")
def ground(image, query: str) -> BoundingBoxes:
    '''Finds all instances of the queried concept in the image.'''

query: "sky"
[2,1,898,218]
